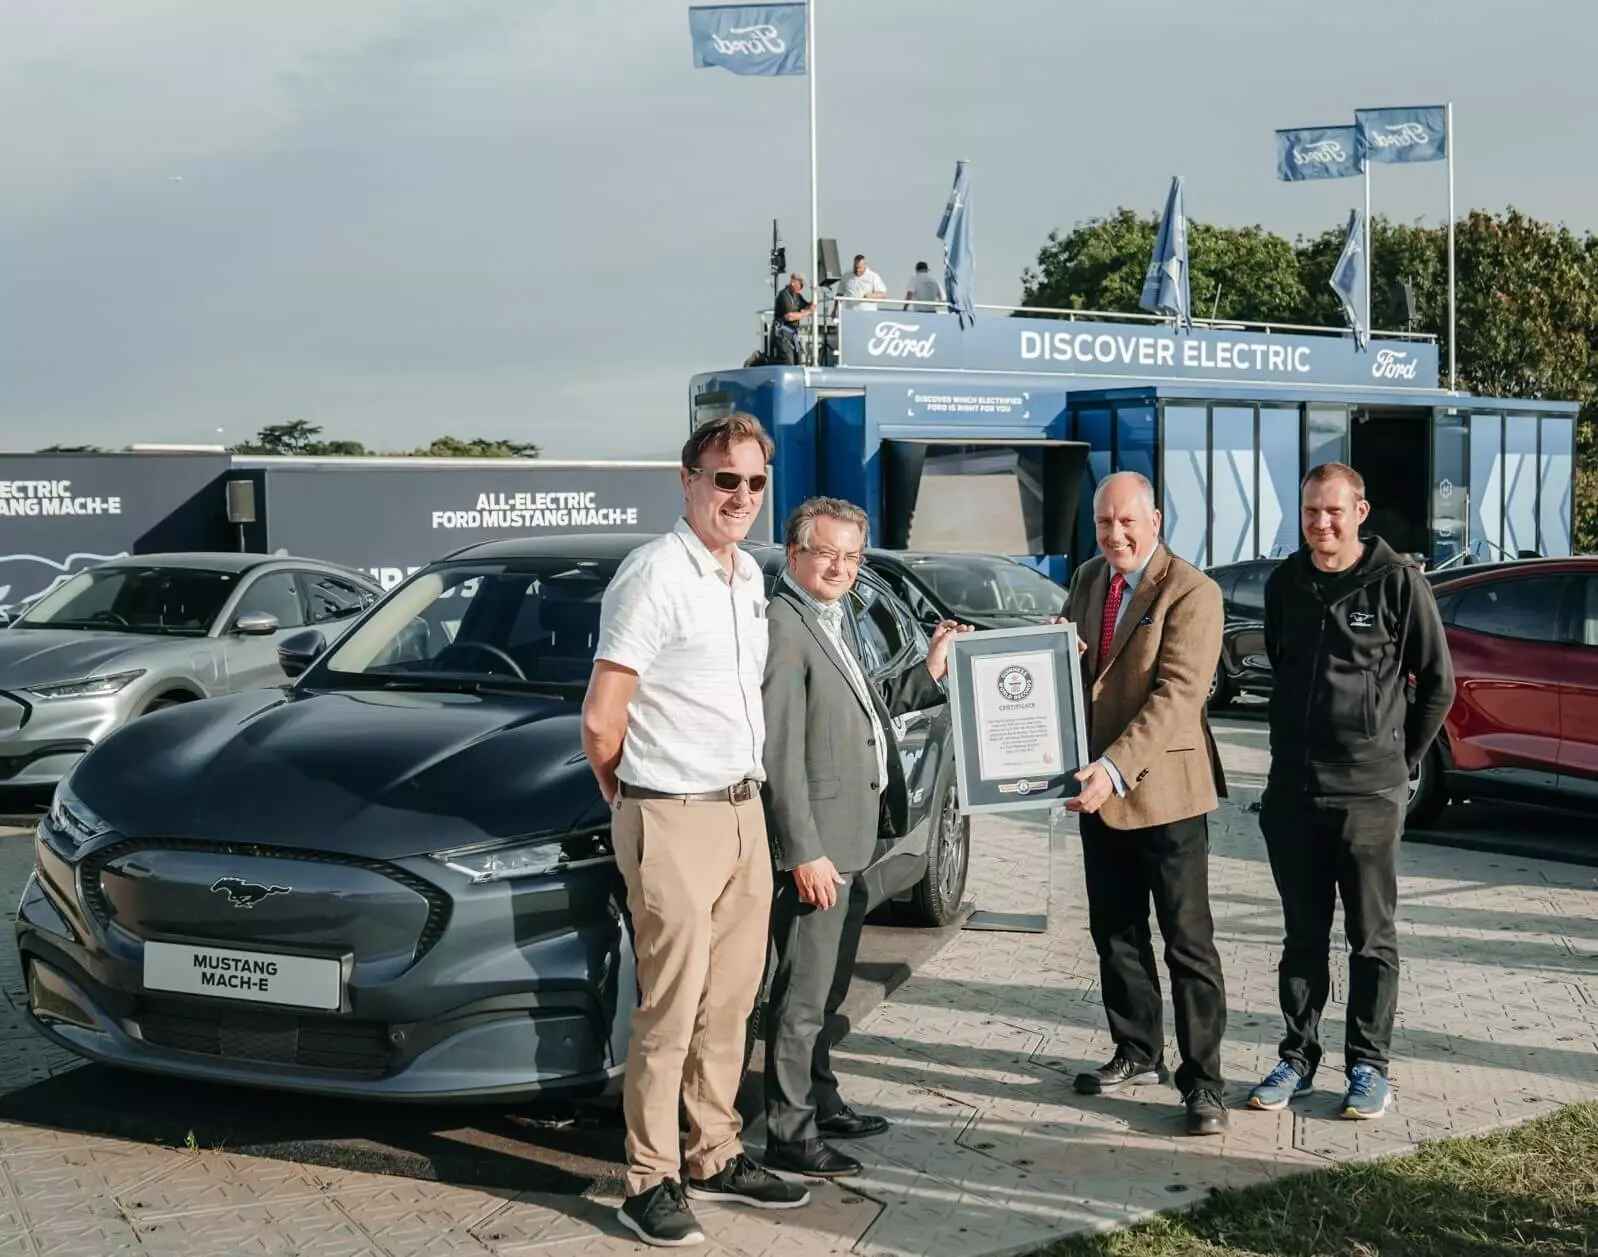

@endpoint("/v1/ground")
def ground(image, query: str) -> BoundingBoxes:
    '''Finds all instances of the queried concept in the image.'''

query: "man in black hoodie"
[1247,463,1454,1121]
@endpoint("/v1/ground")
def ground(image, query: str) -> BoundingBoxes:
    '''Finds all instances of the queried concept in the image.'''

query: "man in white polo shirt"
[582,413,808,1247]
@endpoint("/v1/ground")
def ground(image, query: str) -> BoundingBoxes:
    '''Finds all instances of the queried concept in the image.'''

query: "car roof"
[1427,555,1598,587]
[94,552,377,581]
[866,548,1022,567]
[439,533,791,565]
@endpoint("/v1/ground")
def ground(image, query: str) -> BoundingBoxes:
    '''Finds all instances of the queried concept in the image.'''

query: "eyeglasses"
[693,469,768,494]
[799,546,863,567]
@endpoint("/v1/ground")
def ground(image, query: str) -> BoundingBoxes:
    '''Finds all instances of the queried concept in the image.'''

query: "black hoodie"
[1264,535,1456,796]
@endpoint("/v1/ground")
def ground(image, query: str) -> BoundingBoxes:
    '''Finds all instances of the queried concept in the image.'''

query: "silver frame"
[946,622,1090,815]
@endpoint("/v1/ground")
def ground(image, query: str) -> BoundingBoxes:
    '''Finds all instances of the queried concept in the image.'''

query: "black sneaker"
[1074,1053,1169,1095]
[1184,1087,1229,1136]
[685,1154,811,1209]
[617,1180,705,1247]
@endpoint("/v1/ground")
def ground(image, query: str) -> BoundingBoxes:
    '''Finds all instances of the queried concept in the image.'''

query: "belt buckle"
[730,780,757,803]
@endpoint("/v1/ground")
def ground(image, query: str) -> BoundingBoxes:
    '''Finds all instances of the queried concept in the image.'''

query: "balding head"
[1093,472,1161,574]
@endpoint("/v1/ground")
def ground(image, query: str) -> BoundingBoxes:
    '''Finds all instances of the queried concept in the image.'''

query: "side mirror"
[233,611,281,637]
[277,628,327,678]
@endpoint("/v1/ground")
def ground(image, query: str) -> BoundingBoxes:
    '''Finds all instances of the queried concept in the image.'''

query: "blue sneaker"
[1247,1060,1312,1111]
[1341,1065,1390,1119]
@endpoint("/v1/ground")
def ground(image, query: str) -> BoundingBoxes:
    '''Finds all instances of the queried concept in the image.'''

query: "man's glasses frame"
[692,468,768,494]
[797,544,863,567]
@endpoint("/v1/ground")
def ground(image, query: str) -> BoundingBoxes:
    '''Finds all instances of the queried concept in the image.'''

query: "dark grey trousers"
[763,871,869,1147]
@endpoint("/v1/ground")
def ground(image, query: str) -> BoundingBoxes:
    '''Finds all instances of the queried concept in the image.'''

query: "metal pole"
[807,0,819,367]
[1363,158,1371,332]
[1447,100,1456,391]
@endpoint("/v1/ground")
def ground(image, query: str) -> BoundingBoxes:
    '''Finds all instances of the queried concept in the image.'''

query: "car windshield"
[317,558,614,693]
[906,557,1067,619]
[11,566,239,636]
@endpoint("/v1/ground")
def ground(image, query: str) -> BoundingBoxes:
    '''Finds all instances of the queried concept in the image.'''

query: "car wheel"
[1207,667,1232,711]
[908,764,969,927]
[1405,743,1447,828]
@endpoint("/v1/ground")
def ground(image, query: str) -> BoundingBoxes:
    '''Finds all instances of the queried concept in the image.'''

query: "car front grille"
[137,996,392,1075]
[79,837,453,962]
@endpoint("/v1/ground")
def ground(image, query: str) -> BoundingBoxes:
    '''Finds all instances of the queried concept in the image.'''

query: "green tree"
[229,421,371,457]
[1019,209,1307,324]
[410,435,541,459]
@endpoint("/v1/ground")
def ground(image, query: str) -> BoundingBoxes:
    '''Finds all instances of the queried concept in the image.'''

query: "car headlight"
[47,778,114,847]
[431,830,612,884]
[26,669,147,700]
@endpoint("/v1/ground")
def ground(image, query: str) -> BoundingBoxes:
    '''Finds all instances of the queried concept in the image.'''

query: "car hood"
[69,687,606,859]
[0,629,188,689]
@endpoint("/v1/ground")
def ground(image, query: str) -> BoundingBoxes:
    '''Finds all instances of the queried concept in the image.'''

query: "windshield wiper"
[366,674,580,700]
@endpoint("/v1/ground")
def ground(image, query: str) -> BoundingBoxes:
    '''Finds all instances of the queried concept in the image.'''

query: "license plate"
[143,941,342,1011]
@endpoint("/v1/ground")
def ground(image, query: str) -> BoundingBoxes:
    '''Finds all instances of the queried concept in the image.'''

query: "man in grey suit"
[760,497,970,1179]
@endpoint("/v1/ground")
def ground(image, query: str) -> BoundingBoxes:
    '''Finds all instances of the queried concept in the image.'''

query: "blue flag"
[1140,176,1191,328]
[688,4,807,76]
[1329,209,1369,350]
[1356,106,1447,164]
[1276,126,1363,181]
[937,160,975,329]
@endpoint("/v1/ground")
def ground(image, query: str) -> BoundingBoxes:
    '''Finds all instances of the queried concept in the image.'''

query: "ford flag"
[688,3,807,76]
[1276,125,1363,181]
[1140,176,1191,329]
[1356,105,1447,164]
[938,160,975,329]
[1329,209,1369,350]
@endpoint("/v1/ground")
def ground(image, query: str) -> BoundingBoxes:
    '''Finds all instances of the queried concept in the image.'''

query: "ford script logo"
[1372,348,1418,380]
[210,877,290,908]
[1293,139,1349,166]
[1366,122,1431,151]
[867,321,938,359]
[710,24,786,55]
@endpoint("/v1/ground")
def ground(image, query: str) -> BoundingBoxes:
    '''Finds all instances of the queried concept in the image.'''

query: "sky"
[0,0,1591,459]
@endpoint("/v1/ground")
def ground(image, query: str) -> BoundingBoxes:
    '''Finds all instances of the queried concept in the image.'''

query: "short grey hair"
[784,496,868,550]
[1093,470,1157,515]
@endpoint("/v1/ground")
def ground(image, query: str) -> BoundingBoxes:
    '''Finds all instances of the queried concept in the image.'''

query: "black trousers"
[763,871,869,1147]
[1259,783,1404,1079]
[1079,811,1226,1096]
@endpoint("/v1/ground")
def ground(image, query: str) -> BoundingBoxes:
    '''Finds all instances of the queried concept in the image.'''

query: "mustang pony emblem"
[210,877,291,908]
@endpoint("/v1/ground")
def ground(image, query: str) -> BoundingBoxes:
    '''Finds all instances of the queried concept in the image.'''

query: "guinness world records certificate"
[947,623,1090,814]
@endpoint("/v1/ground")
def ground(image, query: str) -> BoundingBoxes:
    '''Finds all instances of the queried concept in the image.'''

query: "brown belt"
[619,779,761,804]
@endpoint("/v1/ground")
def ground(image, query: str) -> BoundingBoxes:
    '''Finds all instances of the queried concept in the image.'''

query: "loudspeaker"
[225,478,257,524]
[1387,279,1416,328]
[816,237,842,287]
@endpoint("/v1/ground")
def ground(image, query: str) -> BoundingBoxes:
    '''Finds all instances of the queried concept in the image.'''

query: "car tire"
[1406,743,1447,828]
[1207,667,1232,711]
[907,762,969,927]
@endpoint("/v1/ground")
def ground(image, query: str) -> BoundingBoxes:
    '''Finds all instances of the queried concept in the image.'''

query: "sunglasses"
[694,469,768,494]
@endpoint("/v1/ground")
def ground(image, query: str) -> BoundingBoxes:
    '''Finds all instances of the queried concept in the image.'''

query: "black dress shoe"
[816,1105,889,1139]
[1185,1087,1229,1136]
[1074,1053,1170,1095]
[764,1139,862,1178]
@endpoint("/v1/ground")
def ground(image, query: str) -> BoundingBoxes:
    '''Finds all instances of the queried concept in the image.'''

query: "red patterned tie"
[1098,573,1126,675]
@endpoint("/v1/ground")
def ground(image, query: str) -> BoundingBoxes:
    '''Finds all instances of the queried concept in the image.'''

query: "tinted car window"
[1449,575,1567,644]
[1230,564,1271,613]
[1579,576,1598,647]
[305,574,374,624]
[850,579,908,673]
[234,572,307,629]
[14,567,239,636]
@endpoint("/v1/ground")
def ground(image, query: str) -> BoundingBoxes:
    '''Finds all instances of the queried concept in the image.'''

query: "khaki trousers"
[612,793,773,1197]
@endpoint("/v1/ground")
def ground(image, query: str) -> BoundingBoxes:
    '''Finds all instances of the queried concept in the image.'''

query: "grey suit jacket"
[761,585,946,874]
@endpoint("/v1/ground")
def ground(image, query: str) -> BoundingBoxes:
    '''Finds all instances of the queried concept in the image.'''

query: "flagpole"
[807,0,818,367]
[1447,99,1456,391]
[1363,158,1371,332]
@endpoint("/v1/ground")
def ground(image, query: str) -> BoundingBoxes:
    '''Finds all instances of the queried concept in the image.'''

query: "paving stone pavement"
[0,721,1595,1255]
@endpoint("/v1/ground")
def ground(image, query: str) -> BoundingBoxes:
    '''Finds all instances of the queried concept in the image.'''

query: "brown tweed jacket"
[1066,544,1227,830]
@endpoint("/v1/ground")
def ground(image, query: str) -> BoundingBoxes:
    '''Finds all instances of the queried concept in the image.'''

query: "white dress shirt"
[594,518,769,793]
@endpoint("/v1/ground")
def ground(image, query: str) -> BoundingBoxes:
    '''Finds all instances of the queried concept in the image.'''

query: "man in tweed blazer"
[1064,471,1230,1136]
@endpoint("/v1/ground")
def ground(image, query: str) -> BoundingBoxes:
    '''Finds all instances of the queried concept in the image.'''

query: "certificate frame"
[946,623,1090,815]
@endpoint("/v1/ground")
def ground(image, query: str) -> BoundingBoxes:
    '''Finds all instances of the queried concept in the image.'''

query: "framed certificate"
[946,623,1090,815]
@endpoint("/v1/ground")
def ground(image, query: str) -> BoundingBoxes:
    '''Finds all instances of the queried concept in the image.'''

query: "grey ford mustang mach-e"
[15,535,969,1102]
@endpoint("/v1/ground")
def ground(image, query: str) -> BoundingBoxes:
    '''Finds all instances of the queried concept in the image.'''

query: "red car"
[1409,556,1598,824]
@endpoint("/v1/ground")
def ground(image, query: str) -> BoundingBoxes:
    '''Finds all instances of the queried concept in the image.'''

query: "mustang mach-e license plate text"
[143,941,342,1010]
